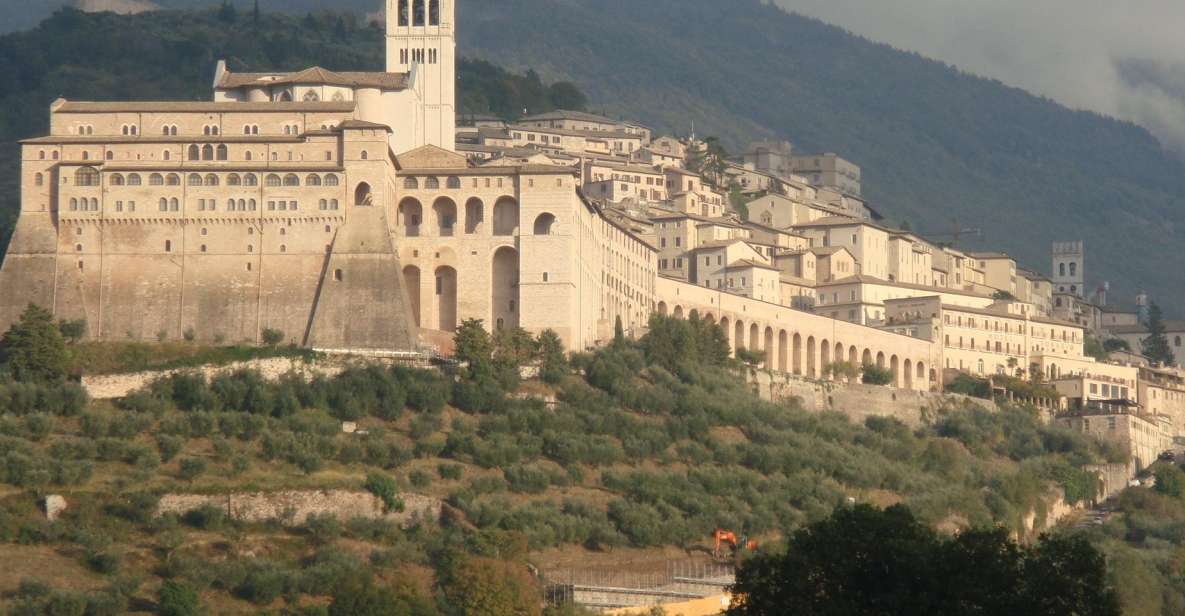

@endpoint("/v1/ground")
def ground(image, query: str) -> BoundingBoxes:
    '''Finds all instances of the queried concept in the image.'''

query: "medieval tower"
[1052,240,1085,298]
[387,0,456,151]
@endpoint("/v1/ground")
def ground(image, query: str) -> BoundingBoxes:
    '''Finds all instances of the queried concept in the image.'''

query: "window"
[404,177,419,189]
[303,91,320,102]
[306,174,322,186]
[202,145,214,161]
[325,174,339,186]
[164,150,171,161]
[361,151,368,160]
[35,173,43,186]
[164,240,172,252]
[127,173,141,186]
[426,177,440,189]
[447,176,461,189]
[159,198,168,212]
[216,145,228,161]
[204,174,219,187]
[244,174,258,187]
[334,269,343,282]
[429,0,440,24]
[266,174,281,187]
[228,174,241,186]
[75,167,100,187]
[188,174,203,186]
[188,145,200,160]
[283,174,300,187]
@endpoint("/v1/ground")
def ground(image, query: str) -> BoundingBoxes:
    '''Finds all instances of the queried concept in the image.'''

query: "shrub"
[861,365,894,386]
[58,319,88,344]
[182,327,196,342]
[261,328,285,346]
[408,469,432,489]
[178,458,207,481]
[182,505,227,530]
[438,463,464,480]
[0,304,68,383]
[157,581,201,616]
[365,473,404,513]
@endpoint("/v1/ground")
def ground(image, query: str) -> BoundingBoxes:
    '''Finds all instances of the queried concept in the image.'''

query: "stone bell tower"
[387,0,456,151]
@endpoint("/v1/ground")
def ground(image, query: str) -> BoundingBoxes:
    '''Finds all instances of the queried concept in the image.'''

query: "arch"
[447,176,461,189]
[188,173,203,186]
[306,174,322,186]
[533,213,557,235]
[278,90,293,102]
[890,355,900,387]
[243,174,258,187]
[413,0,426,26]
[734,321,745,354]
[434,266,458,332]
[876,352,886,370]
[493,197,519,236]
[689,309,700,321]
[849,346,859,366]
[201,145,214,161]
[904,359,913,390]
[324,174,339,187]
[228,173,241,186]
[917,361,927,389]
[657,301,668,316]
[465,198,484,234]
[674,306,685,319]
[355,182,374,206]
[188,144,200,160]
[109,173,125,186]
[862,349,873,367]
[166,173,180,186]
[127,173,141,186]
[283,174,300,187]
[749,324,759,357]
[398,198,422,236]
[492,246,520,330]
[764,327,775,367]
[403,265,421,327]
[778,330,788,372]
[433,197,457,236]
[204,174,219,186]
[425,177,440,189]
[806,336,817,378]
[75,166,100,187]
[404,177,419,189]
[792,333,803,375]
[835,342,844,368]
[216,144,228,160]
[820,339,831,379]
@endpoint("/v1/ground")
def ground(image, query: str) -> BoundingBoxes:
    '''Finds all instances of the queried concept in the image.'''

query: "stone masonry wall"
[749,370,997,428]
[156,489,441,527]
[82,355,362,399]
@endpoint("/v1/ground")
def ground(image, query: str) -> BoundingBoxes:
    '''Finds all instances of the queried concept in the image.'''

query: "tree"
[217,0,236,23]
[537,329,568,384]
[1154,464,1185,499]
[1141,302,1175,366]
[261,328,284,346]
[1103,338,1131,353]
[992,290,1016,301]
[614,316,625,345]
[728,504,1120,616]
[58,319,87,344]
[861,364,893,386]
[0,304,68,382]
[329,576,438,616]
[454,319,494,378]
[444,558,541,616]
[1084,335,1108,361]
[157,580,201,616]
[252,0,260,24]
[547,82,587,111]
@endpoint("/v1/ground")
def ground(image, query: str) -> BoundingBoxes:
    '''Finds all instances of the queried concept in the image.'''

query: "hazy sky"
[772,0,1185,153]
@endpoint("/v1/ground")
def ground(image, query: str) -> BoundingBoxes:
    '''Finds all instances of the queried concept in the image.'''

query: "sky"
[772,0,1185,154]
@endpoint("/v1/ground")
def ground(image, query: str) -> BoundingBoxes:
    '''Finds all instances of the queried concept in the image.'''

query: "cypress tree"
[1141,302,1175,366]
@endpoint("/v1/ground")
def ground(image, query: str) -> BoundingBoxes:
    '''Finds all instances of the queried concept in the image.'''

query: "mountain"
[458,0,1185,309]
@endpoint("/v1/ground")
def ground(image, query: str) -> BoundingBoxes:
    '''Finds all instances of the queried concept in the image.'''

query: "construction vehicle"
[713,529,758,558]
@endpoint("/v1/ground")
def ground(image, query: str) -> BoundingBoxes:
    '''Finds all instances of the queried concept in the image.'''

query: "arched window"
[245,151,253,161]
[303,91,320,102]
[201,145,214,161]
[278,90,293,102]
[424,177,439,189]
[324,174,339,186]
[283,174,300,187]
[188,145,200,160]
[228,174,241,186]
[355,182,373,206]
[244,174,258,187]
[82,152,90,161]
[39,151,45,160]
[163,150,171,161]
[249,199,256,211]
[266,174,281,187]
[533,213,556,235]
[403,177,419,189]
[1176,336,1182,347]
[447,176,461,189]
[128,173,141,186]
[105,151,113,161]
[149,173,164,186]
[188,174,203,186]
[361,151,368,160]
[204,174,219,186]
[216,145,228,161]
[75,167,100,187]
[163,126,171,136]
[429,0,440,25]
[413,0,425,26]
[227,199,236,211]
[52,151,59,160]
[170,198,179,211]
[159,198,168,212]
[1069,262,1077,276]
[110,173,125,186]
[202,126,210,136]
[69,198,78,211]
[166,174,180,186]
[319,199,328,210]
[330,199,339,210]
[35,173,43,186]
[130,125,138,135]
[398,0,409,25]
[306,174,322,186]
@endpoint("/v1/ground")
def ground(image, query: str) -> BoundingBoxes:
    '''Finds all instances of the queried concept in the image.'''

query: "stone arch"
[402,265,421,327]
[354,182,373,206]
[493,197,519,236]
[904,359,913,390]
[397,198,422,236]
[703,313,716,325]
[674,305,685,319]
[862,349,873,366]
[875,351,886,370]
[764,327,774,367]
[929,369,938,388]
[689,309,700,321]
[657,301,668,316]
[749,324,759,356]
[434,265,458,332]
[465,198,484,234]
[792,333,803,375]
[432,197,457,236]
[735,321,746,354]
[917,361,927,390]
[778,330,788,372]
[820,339,831,378]
[890,355,900,387]
[849,346,859,366]
[806,336,817,378]
[492,247,519,329]
[719,317,731,349]
[533,212,557,235]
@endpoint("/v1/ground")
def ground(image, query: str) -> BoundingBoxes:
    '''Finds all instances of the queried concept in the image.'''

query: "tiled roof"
[218,66,409,90]
[55,100,356,113]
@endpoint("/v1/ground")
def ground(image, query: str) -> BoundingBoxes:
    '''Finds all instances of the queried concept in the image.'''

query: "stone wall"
[1084,462,1134,502]
[156,489,440,527]
[749,370,996,428]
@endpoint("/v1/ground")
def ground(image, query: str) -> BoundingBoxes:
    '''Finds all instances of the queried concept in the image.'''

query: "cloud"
[770,0,1185,153]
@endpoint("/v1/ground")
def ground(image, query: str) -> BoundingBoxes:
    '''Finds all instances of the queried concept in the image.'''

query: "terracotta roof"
[55,100,355,113]
[520,110,623,124]
[218,67,409,90]
[340,119,392,132]
[725,259,780,271]
[1111,321,1185,335]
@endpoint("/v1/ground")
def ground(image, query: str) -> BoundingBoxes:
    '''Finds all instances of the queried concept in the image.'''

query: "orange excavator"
[713,528,758,558]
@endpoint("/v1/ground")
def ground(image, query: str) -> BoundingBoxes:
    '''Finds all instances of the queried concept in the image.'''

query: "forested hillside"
[0,6,581,254]
[460,0,1185,309]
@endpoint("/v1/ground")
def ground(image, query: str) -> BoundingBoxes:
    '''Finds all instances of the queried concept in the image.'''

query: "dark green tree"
[252,0,260,24]
[614,315,625,345]
[157,580,201,616]
[861,364,893,386]
[546,82,587,111]
[58,319,87,344]
[0,304,68,382]
[728,504,1120,616]
[1141,302,1175,366]
[536,329,568,384]
[454,319,494,378]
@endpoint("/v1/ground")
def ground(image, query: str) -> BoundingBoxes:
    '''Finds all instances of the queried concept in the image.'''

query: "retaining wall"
[156,489,441,527]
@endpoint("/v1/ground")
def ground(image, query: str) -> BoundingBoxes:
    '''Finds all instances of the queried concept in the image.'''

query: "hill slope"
[459,0,1185,308]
